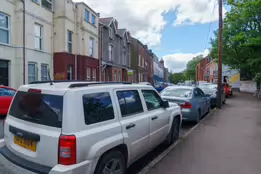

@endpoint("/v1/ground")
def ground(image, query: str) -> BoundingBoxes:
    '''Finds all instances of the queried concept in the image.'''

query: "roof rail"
[29,80,87,84]
[68,82,132,88]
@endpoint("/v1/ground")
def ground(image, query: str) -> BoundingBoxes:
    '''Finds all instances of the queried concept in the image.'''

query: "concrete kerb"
[137,108,217,174]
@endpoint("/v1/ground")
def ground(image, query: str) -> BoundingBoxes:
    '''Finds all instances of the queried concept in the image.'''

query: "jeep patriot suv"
[0,81,182,174]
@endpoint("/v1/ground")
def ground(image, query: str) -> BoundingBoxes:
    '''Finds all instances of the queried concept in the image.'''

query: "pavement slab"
[148,92,261,174]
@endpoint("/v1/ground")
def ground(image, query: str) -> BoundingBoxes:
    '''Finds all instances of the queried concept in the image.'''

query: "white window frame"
[68,30,72,53]
[67,65,73,80]
[92,68,96,81]
[109,27,113,39]
[0,13,10,45]
[90,38,94,57]
[34,23,43,50]
[85,10,89,21]
[28,62,38,83]
[91,14,96,25]
[114,72,117,82]
[86,67,91,81]
[108,44,113,61]
[41,64,48,81]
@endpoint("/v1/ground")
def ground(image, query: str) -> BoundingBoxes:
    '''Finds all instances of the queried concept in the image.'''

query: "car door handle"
[126,123,136,130]
[151,116,158,120]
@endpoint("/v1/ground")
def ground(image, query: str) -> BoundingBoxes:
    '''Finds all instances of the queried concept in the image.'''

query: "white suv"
[0,81,182,174]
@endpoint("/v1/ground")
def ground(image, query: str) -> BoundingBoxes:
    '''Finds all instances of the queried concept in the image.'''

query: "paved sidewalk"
[148,92,261,174]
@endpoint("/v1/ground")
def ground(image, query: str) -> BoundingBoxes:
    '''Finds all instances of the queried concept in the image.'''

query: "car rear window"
[9,91,63,128]
[161,88,192,98]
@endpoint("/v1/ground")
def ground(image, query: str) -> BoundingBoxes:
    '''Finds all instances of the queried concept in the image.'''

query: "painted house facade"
[153,54,164,83]
[0,0,53,88]
[99,17,132,82]
[53,0,99,81]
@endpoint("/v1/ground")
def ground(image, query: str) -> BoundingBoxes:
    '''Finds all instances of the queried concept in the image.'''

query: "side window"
[194,89,200,98]
[116,90,143,117]
[198,88,205,97]
[82,92,114,125]
[0,88,16,96]
[142,90,162,111]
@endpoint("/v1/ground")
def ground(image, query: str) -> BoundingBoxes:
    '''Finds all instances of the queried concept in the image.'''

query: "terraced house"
[0,0,53,88]
[99,17,132,82]
[53,0,99,81]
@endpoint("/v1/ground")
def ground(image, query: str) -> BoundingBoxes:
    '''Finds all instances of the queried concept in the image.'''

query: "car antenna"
[48,68,53,85]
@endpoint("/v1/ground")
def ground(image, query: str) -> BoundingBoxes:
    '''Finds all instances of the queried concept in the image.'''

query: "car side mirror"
[205,94,211,97]
[161,100,169,108]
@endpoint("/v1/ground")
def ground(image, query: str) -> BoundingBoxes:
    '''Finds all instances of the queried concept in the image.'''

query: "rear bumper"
[0,143,94,174]
[181,109,198,121]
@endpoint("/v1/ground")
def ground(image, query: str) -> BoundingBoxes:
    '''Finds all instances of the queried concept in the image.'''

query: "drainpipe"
[21,0,25,84]
[74,5,78,80]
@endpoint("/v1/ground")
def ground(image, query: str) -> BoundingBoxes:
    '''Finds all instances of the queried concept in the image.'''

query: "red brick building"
[196,57,209,81]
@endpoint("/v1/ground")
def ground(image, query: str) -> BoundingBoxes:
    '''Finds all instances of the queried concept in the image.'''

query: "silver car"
[161,86,211,123]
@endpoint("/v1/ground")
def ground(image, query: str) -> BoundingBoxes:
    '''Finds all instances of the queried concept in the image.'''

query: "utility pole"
[217,0,223,109]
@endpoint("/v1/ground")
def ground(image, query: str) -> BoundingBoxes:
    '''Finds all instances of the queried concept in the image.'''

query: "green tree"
[210,0,261,81]
[169,73,185,84]
[184,55,204,81]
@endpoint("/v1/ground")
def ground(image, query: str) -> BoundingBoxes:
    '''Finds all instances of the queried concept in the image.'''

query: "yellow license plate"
[14,136,36,152]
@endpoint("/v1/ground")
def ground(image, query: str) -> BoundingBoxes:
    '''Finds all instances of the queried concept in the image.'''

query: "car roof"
[18,82,154,95]
[165,85,195,90]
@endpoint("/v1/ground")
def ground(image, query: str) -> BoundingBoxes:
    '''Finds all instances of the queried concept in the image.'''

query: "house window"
[108,45,113,61]
[67,65,73,80]
[114,72,117,81]
[90,38,94,57]
[123,51,126,65]
[138,55,141,66]
[67,30,72,53]
[118,71,121,81]
[86,67,91,81]
[91,14,96,25]
[92,68,96,81]
[28,62,37,83]
[123,38,126,47]
[41,64,48,81]
[34,23,42,50]
[109,27,113,39]
[42,0,52,10]
[0,13,10,44]
[85,10,89,21]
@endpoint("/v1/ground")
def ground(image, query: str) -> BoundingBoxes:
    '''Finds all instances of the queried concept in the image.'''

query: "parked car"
[0,86,16,116]
[198,83,226,108]
[223,83,233,97]
[154,82,174,92]
[0,81,182,174]
[160,86,210,123]
[138,82,152,86]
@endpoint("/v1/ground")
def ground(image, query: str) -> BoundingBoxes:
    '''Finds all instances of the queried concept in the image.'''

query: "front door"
[0,60,9,86]
[115,89,150,164]
[141,90,170,149]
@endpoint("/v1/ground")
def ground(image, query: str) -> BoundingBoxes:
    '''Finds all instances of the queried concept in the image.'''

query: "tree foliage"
[169,73,185,84]
[210,0,261,80]
[184,55,204,81]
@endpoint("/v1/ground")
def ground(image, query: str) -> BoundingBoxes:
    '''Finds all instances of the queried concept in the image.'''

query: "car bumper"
[181,109,198,121]
[210,97,217,106]
[0,142,94,174]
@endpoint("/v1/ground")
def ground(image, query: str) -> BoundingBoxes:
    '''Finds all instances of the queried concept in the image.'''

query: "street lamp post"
[20,0,25,84]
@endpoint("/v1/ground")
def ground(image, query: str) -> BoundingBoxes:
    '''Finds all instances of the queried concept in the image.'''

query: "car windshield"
[161,88,192,98]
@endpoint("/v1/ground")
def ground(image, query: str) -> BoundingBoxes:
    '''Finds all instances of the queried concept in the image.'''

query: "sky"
[73,0,226,73]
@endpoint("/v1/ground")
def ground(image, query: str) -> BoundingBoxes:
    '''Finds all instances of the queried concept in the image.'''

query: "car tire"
[166,117,180,146]
[222,100,226,104]
[95,150,126,174]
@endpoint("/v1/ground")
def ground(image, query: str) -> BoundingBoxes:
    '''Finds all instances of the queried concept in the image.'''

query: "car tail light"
[180,102,192,109]
[28,88,41,93]
[58,135,76,165]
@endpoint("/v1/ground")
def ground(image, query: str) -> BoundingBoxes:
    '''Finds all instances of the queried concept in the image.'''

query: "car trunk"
[4,90,63,167]
[162,96,189,105]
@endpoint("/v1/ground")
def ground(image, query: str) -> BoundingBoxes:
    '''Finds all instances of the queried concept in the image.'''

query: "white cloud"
[163,49,210,73]
[73,0,225,47]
